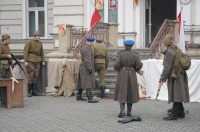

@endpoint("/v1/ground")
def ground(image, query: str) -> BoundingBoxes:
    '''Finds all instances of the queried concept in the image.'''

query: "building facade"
[0,0,199,51]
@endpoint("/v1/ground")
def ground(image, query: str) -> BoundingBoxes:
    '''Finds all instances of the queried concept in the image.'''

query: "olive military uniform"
[0,34,12,78]
[92,40,109,98]
[24,32,44,97]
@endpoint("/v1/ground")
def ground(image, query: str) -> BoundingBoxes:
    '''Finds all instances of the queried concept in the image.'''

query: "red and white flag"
[90,1,101,28]
[178,10,185,53]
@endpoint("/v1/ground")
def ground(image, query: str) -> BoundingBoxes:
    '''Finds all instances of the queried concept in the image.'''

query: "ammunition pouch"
[0,60,10,69]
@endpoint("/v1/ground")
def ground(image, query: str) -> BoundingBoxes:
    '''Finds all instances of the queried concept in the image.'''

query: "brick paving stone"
[0,96,200,132]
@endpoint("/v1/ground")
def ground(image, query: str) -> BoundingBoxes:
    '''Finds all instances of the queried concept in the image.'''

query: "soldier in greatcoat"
[76,37,99,103]
[159,34,190,120]
[92,39,109,98]
[24,31,45,97]
[114,40,143,118]
[0,34,13,78]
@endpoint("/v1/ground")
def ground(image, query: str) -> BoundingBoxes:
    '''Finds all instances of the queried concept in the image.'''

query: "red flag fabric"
[178,11,185,53]
[90,8,101,28]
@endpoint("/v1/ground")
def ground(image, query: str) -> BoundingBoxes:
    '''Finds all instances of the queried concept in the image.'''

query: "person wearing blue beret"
[76,36,99,103]
[113,40,144,118]
[86,37,95,42]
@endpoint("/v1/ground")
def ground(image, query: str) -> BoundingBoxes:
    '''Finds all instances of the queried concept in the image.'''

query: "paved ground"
[0,96,200,132]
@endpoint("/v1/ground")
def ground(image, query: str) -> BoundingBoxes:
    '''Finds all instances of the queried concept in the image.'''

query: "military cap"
[33,30,41,36]
[86,37,95,41]
[96,39,103,43]
[1,34,11,40]
[123,40,135,46]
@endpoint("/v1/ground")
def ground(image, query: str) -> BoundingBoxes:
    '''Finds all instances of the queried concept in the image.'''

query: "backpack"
[171,45,191,79]
[180,53,191,70]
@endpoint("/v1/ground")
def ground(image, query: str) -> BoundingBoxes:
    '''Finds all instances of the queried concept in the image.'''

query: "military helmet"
[1,34,11,40]
[33,30,41,36]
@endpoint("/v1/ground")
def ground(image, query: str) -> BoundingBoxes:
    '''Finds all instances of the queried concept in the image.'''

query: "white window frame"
[22,0,47,39]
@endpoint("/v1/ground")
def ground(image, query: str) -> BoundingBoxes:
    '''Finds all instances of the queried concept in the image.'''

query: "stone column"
[46,24,74,58]
[108,22,119,47]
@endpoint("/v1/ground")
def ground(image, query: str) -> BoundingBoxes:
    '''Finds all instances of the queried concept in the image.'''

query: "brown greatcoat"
[77,45,95,89]
[114,50,143,103]
[160,46,190,103]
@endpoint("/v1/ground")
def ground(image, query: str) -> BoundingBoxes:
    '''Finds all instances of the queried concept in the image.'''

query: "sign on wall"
[96,0,104,10]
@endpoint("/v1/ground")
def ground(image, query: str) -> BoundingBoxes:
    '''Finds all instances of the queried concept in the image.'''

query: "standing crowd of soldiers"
[76,37,109,103]
[0,32,190,121]
[0,30,45,98]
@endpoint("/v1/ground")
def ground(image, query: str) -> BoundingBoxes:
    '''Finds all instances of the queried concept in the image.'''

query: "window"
[27,0,46,37]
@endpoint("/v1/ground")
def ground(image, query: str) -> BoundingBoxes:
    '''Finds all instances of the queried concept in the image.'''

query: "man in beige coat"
[0,34,13,78]
[24,31,45,97]
[159,34,190,121]
[93,39,109,98]
[114,40,143,118]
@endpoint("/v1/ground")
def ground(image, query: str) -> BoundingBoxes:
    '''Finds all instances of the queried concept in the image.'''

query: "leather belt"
[122,67,134,70]
[94,55,105,59]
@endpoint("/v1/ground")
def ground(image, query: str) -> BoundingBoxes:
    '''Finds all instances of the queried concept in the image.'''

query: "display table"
[0,79,24,108]
[46,59,80,96]
[137,59,200,102]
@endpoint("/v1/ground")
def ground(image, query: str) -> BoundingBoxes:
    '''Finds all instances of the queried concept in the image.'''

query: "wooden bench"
[0,79,24,109]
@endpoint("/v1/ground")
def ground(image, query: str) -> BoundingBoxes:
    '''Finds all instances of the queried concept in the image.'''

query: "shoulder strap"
[171,45,182,79]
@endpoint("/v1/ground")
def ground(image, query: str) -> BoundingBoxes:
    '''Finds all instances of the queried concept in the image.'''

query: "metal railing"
[150,19,175,58]
[71,22,109,59]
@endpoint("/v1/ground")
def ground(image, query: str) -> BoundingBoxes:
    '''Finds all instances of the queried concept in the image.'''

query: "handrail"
[150,19,175,58]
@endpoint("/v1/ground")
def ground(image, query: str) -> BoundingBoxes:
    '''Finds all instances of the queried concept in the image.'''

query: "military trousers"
[26,61,41,84]
[94,63,105,85]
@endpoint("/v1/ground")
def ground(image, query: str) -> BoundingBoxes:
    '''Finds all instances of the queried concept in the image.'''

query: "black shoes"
[76,96,87,101]
[88,98,99,103]
[118,112,125,118]
[163,115,178,121]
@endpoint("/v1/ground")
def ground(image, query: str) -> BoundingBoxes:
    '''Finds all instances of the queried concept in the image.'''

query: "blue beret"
[86,37,95,41]
[123,40,135,46]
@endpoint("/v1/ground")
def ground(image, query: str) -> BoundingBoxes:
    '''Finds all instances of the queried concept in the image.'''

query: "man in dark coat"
[76,37,99,103]
[114,40,143,117]
[159,34,190,121]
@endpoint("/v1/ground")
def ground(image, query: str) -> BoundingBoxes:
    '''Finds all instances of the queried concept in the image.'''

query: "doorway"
[145,0,177,47]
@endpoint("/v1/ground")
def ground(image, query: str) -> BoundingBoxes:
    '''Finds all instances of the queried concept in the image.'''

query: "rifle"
[11,54,26,74]
[11,54,37,72]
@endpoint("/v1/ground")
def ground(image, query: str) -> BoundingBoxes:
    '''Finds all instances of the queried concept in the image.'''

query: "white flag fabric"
[178,11,185,53]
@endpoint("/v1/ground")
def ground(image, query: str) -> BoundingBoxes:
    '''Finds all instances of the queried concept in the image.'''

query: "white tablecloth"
[137,59,200,102]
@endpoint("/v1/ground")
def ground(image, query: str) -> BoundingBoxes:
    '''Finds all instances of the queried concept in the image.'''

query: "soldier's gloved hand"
[88,69,93,74]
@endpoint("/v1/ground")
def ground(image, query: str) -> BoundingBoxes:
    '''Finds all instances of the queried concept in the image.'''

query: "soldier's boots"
[86,88,99,103]
[100,85,105,98]
[27,84,33,97]
[118,112,125,118]
[76,88,87,101]
[127,103,132,117]
[32,83,42,96]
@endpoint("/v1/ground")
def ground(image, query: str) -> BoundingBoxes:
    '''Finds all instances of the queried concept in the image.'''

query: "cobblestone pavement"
[0,96,200,132]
